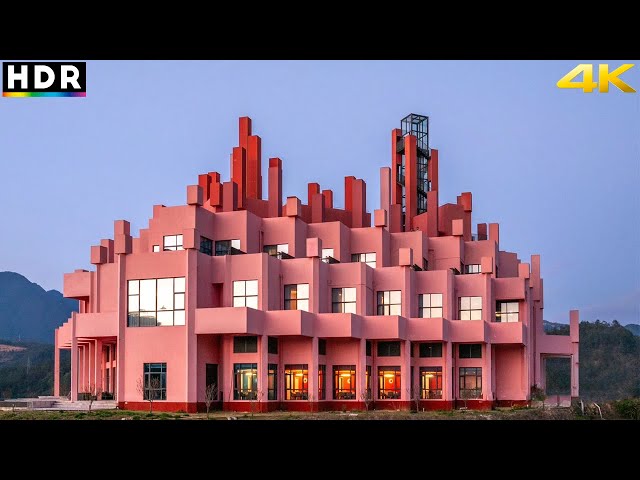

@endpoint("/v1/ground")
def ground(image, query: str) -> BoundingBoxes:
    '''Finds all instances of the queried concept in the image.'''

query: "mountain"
[0,272,78,343]
[625,324,640,336]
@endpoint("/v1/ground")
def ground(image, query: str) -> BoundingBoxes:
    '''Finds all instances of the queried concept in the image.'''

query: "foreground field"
[0,406,616,420]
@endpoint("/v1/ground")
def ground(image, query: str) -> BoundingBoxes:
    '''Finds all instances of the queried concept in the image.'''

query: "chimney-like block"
[286,196,301,217]
[91,245,107,265]
[222,181,238,212]
[489,223,500,245]
[399,247,413,267]
[322,189,333,209]
[268,158,283,217]
[187,185,203,206]
[114,220,130,236]
[481,256,494,274]
[306,237,322,258]
[374,209,387,227]
[452,219,464,237]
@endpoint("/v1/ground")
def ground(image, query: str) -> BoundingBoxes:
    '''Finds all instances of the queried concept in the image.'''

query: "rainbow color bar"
[3,92,86,97]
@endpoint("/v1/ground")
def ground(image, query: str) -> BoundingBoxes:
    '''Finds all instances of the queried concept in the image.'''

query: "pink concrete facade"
[55,114,579,412]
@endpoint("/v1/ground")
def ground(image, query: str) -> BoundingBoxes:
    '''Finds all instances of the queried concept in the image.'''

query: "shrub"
[613,399,640,420]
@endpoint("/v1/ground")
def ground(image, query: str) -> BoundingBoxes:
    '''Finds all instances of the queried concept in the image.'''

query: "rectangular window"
[318,339,327,356]
[333,365,356,400]
[377,290,402,316]
[127,277,186,327]
[419,293,443,318]
[318,365,326,400]
[459,343,482,359]
[199,236,213,256]
[495,301,519,323]
[233,280,258,309]
[366,340,372,357]
[464,264,481,274]
[378,366,401,399]
[459,367,482,399]
[205,364,218,397]
[284,284,309,311]
[163,234,184,251]
[152,245,160,253]
[233,363,258,400]
[459,296,482,321]
[233,336,258,354]
[420,366,443,399]
[215,239,241,256]
[268,364,278,401]
[284,364,308,400]
[332,287,356,314]
[264,243,291,259]
[268,336,278,355]
[321,248,334,260]
[377,341,401,357]
[143,363,166,401]
[419,342,443,358]
[351,252,376,268]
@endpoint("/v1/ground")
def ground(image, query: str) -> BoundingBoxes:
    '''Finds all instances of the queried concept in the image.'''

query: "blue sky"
[0,60,638,324]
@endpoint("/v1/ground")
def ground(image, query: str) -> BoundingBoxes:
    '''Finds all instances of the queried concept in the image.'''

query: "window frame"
[284,283,310,311]
[199,236,213,256]
[284,364,309,400]
[376,290,402,316]
[233,336,258,354]
[464,264,481,274]
[318,364,326,400]
[378,366,402,399]
[418,293,443,318]
[268,363,278,400]
[459,343,482,359]
[163,234,184,252]
[127,277,186,327]
[419,342,443,358]
[333,365,356,400]
[420,366,443,399]
[233,363,258,400]
[459,367,482,399]
[377,341,401,357]
[143,363,167,401]
[495,300,520,323]
[232,279,259,309]
[331,287,357,314]
[458,296,482,321]
[351,252,376,268]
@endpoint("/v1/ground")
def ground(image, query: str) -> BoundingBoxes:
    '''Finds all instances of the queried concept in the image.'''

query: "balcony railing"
[215,246,245,256]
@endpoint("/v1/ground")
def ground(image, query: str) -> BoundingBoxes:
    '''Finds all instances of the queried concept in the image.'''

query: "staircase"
[47,398,117,411]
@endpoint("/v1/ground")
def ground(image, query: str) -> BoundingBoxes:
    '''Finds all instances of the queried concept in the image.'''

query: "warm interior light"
[383,373,395,378]
[295,373,304,377]
[424,374,434,378]
[340,373,351,377]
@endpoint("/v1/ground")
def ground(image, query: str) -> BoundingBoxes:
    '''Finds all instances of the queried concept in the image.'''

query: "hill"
[625,324,640,336]
[0,271,78,343]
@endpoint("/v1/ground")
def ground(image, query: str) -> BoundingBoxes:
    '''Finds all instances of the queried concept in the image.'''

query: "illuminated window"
[268,364,277,400]
[333,365,356,400]
[420,367,442,399]
[351,252,376,268]
[419,293,443,318]
[495,301,519,322]
[233,363,258,400]
[332,287,356,313]
[127,277,185,327]
[143,363,166,401]
[284,284,309,311]
[233,336,258,353]
[459,344,482,359]
[378,366,401,399]
[163,235,183,251]
[233,280,258,308]
[199,236,213,256]
[284,364,308,400]
[459,296,482,320]
[419,342,443,358]
[459,367,482,399]
[318,365,326,400]
[464,264,481,274]
[377,341,401,357]
[377,290,402,316]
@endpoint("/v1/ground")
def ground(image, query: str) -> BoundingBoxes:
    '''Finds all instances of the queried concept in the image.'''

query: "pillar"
[404,134,418,231]
[259,335,268,410]
[484,343,493,403]
[401,340,412,402]
[268,158,282,217]
[231,146,246,209]
[309,337,319,407]
[380,166,391,215]
[444,341,454,403]
[357,338,367,404]
[570,310,580,399]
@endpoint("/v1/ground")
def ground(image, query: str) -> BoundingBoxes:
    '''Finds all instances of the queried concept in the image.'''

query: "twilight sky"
[0,60,638,325]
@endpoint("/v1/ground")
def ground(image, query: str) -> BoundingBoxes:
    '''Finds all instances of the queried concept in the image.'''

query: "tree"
[359,389,373,412]
[530,384,546,409]
[204,382,218,419]
[137,376,161,414]
[411,385,421,412]
[79,382,100,413]
[460,388,479,409]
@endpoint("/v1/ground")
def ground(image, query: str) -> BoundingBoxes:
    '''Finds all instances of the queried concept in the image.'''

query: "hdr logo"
[2,62,86,97]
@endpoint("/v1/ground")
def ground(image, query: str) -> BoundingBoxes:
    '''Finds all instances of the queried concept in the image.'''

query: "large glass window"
[233,280,258,308]
[284,284,309,311]
[464,264,481,274]
[332,287,356,313]
[215,239,241,256]
[200,236,213,256]
[268,336,278,354]
[351,252,376,268]
[419,342,443,358]
[459,344,482,359]
[495,301,519,323]
[377,341,401,357]
[163,235,184,251]
[377,290,401,316]
[318,365,326,400]
[419,293,443,318]
[459,367,482,399]
[128,277,185,327]
[205,363,218,399]
[264,243,291,259]
[233,363,258,400]
[459,296,482,321]
[268,364,278,400]
[233,336,258,353]
[321,248,334,260]
[378,366,401,399]
[333,365,356,400]
[284,364,308,400]
[420,367,443,399]
[143,363,166,400]
[318,339,327,356]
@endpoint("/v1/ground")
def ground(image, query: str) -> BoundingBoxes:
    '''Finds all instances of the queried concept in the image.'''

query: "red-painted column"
[404,134,418,231]
[268,158,282,217]
[54,329,60,396]
[239,116,251,149]
[427,190,439,237]
[222,181,238,212]
[231,146,246,209]
[322,189,333,209]
[247,135,262,199]
[307,182,320,206]
[209,172,223,208]
[351,179,367,228]
[312,192,325,223]
[344,176,355,213]
[428,148,439,192]
[198,173,211,201]
[380,167,391,214]
[390,129,402,206]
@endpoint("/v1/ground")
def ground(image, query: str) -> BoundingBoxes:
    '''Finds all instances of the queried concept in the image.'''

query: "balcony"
[75,312,118,338]
[264,310,314,336]
[361,315,407,340]
[494,277,526,300]
[448,319,487,343]
[195,307,263,335]
[321,256,340,264]
[406,317,448,341]
[314,313,362,338]
[488,321,525,344]
[214,246,245,256]
[63,270,92,299]
[269,251,294,260]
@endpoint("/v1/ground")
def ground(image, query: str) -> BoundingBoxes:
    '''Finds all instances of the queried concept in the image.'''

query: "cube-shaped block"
[114,219,130,236]
[306,237,322,258]
[374,209,387,227]
[399,247,413,267]
[114,234,132,255]
[452,219,464,236]
[481,256,494,274]
[187,185,203,206]
[91,245,107,265]
[286,196,301,217]
[183,228,197,250]
[518,262,530,279]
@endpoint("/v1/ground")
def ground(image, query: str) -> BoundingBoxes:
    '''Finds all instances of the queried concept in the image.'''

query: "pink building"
[55,114,579,412]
